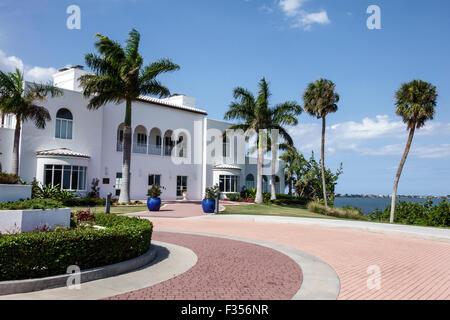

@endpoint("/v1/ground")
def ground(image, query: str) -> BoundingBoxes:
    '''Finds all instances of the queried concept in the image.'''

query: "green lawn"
[70,205,148,215]
[221,204,337,219]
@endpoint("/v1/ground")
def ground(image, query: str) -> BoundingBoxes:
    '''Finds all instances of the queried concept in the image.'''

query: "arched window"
[245,174,255,189]
[55,108,73,139]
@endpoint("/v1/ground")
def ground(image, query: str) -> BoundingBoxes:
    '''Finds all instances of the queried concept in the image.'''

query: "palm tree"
[303,79,339,208]
[0,68,62,175]
[224,78,301,203]
[389,80,438,223]
[280,145,301,196]
[79,29,180,203]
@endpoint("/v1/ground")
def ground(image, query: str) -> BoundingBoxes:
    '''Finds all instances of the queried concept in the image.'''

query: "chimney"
[162,94,196,108]
[52,66,91,92]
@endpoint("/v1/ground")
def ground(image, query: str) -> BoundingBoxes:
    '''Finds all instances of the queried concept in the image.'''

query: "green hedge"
[271,194,309,206]
[0,172,19,184]
[0,214,152,281]
[369,200,450,227]
[0,199,63,210]
[62,197,106,207]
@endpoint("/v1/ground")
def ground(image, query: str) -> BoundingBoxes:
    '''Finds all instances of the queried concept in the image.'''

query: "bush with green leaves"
[0,172,19,184]
[368,199,449,227]
[0,199,64,210]
[31,181,75,202]
[271,195,309,206]
[226,193,240,201]
[307,201,368,221]
[0,213,152,281]
[204,185,220,200]
[62,197,106,207]
[147,184,164,198]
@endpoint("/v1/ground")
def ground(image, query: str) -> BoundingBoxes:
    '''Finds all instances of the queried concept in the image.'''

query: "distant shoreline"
[335,195,448,200]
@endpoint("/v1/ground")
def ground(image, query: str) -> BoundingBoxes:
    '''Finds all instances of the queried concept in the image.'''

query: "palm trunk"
[1,112,5,128]
[119,99,132,204]
[390,126,415,223]
[11,118,21,175]
[288,174,293,196]
[255,130,264,204]
[321,116,328,208]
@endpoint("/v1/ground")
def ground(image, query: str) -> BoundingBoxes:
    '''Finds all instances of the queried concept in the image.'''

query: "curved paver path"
[106,231,303,300]
[140,204,450,300]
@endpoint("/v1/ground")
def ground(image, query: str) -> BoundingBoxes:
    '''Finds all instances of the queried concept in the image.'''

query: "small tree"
[0,68,62,175]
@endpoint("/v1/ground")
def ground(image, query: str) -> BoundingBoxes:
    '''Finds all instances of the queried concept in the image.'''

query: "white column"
[201,117,207,199]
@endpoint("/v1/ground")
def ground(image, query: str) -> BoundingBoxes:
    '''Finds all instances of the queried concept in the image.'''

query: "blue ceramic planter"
[202,199,216,214]
[147,197,161,212]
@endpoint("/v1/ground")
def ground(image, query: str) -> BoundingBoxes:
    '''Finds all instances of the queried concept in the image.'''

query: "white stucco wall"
[3,69,284,201]
[0,127,14,173]
[0,184,32,202]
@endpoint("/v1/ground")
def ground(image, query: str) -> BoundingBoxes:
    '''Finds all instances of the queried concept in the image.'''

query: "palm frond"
[140,58,180,83]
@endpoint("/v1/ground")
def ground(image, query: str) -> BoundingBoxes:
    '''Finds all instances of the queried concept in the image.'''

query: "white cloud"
[279,0,307,16]
[278,0,330,30]
[0,49,57,82]
[289,115,450,159]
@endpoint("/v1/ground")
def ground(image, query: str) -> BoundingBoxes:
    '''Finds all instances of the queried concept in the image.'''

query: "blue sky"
[1,0,449,196]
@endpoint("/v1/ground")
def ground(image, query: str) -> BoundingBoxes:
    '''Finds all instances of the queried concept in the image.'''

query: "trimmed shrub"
[0,172,19,184]
[0,199,64,210]
[307,201,368,221]
[272,195,309,206]
[0,213,152,281]
[62,197,106,207]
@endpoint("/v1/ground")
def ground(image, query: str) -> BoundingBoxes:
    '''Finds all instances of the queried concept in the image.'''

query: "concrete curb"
[158,229,341,300]
[0,241,197,300]
[0,243,157,296]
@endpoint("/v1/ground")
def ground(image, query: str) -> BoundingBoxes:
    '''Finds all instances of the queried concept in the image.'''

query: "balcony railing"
[164,146,174,156]
[133,143,147,154]
[117,141,185,158]
[148,144,162,156]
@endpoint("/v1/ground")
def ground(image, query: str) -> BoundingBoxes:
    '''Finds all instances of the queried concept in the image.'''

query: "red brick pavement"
[105,231,303,300]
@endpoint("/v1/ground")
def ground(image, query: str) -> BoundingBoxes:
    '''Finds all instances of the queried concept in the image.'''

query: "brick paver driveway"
[106,231,303,300]
[140,203,450,300]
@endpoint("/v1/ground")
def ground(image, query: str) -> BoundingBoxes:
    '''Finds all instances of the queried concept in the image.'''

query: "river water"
[334,197,447,214]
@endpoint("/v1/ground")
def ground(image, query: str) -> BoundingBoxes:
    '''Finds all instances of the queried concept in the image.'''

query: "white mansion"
[0,66,284,200]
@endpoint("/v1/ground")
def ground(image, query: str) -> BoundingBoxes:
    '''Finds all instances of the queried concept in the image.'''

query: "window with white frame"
[176,176,187,197]
[148,174,161,186]
[115,172,122,196]
[219,175,239,193]
[55,108,73,139]
[223,135,230,157]
[44,165,86,191]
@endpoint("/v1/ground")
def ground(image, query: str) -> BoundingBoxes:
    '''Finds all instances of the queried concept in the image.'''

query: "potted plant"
[147,184,165,212]
[202,184,219,214]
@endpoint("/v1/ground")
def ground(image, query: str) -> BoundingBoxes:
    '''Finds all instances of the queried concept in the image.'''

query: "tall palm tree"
[224,78,301,203]
[79,29,180,203]
[0,68,61,175]
[303,79,339,208]
[280,145,301,196]
[389,80,438,223]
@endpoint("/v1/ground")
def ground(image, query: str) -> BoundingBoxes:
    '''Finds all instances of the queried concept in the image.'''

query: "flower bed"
[0,213,152,281]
